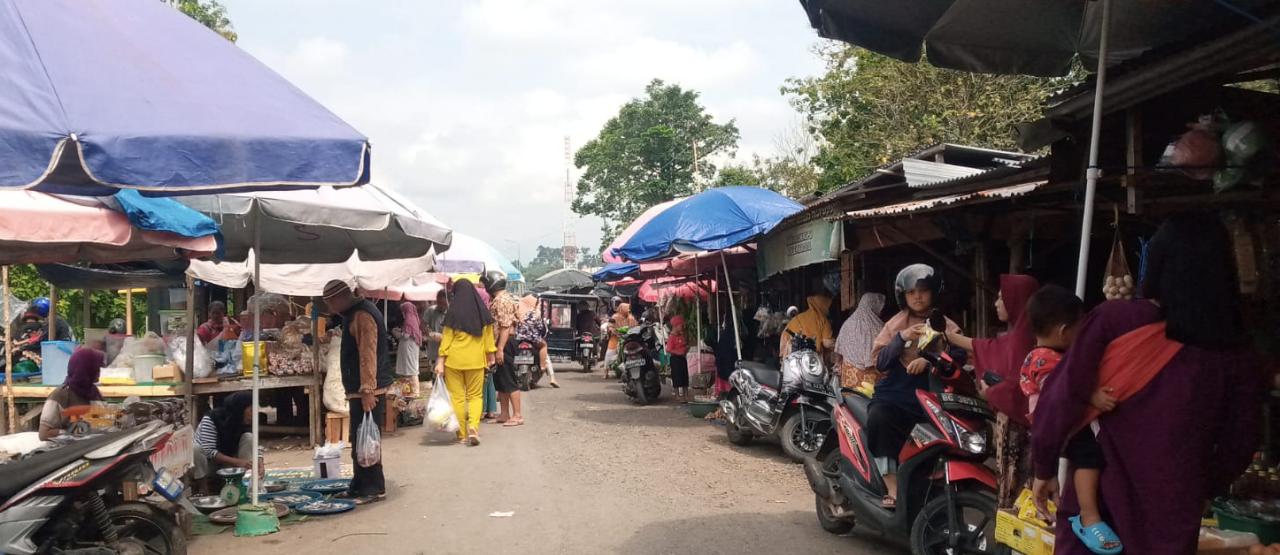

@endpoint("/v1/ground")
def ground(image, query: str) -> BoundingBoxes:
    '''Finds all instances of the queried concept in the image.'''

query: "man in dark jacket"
[322,280,393,503]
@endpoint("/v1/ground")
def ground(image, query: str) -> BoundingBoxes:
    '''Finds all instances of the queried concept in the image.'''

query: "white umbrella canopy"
[187,250,437,297]
[179,184,450,264]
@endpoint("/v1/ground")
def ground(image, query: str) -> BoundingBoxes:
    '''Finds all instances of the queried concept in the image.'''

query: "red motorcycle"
[803,314,998,554]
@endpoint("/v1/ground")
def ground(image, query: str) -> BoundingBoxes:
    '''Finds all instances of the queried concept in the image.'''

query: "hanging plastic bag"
[1102,208,1135,301]
[355,411,382,467]
[426,374,459,433]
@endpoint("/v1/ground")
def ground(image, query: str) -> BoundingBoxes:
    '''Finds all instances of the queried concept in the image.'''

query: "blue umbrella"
[592,262,639,282]
[0,0,369,195]
[613,186,803,262]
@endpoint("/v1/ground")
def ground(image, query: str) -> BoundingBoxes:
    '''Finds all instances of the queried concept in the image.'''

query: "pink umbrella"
[602,198,682,264]
[0,191,216,264]
[637,276,716,303]
[362,273,446,302]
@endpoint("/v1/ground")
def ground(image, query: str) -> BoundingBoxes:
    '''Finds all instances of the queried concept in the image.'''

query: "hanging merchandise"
[1216,120,1271,193]
[1158,114,1222,181]
[1226,213,1260,296]
[1102,209,1135,301]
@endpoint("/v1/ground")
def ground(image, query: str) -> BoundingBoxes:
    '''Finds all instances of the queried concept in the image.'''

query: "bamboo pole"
[184,276,196,424]
[4,267,14,433]
[125,289,134,336]
[48,286,57,340]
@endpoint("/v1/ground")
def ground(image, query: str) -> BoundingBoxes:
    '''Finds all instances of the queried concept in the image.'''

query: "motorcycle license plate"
[514,355,535,365]
[938,392,993,417]
[625,358,645,369]
[580,342,594,348]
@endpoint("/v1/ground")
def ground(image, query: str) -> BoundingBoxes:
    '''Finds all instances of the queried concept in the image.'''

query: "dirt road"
[191,369,903,554]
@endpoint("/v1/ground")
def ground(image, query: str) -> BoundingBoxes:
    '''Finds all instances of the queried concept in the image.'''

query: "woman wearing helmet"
[866,264,964,509]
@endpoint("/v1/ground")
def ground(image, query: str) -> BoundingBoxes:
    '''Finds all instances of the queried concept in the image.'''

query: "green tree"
[573,79,740,246]
[5,265,147,339]
[519,246,565,283]
[715,165,761,188]
[170,0,237,42]
[784,46,1077,191]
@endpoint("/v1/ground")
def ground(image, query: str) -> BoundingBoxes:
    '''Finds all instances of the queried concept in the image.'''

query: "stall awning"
[758,218,843,279]
[846,182,1046,219]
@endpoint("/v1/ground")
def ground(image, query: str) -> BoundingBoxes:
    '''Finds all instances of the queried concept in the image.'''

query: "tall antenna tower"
[561,136,577,269]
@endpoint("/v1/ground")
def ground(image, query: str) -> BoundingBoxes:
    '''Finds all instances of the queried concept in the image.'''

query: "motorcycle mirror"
[786,306,800,318]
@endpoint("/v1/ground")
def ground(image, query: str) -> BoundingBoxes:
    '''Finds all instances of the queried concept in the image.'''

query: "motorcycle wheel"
[910,489,998,555]
[518,369,531,392]
[815,451,855,535]
[642,369,661,402]
[780,411,831,462]
[107,502,187,555]
[531,368,543,388]
[633,379,648,405]
[724,391,753,446]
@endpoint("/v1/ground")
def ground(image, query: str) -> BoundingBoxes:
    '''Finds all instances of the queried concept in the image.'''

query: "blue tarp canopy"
[592,263,639,281]
[0,0,370,195]
[112,191,220,240]
[613,186,803,262]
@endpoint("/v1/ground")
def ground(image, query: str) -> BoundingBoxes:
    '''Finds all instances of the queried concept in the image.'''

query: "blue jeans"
[483,373,498,414]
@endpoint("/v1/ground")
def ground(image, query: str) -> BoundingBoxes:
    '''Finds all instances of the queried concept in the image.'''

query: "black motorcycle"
[513,340,543,391]
[720,331,836,461]
[621,324,662,404]
[0,421,188,555]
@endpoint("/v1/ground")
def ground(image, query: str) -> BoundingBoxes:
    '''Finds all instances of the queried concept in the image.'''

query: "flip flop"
[353,493,387,505]
[503,418,524,427]
[468,432,480,446]
[550,382,561,388]
[1070,515,1123,555]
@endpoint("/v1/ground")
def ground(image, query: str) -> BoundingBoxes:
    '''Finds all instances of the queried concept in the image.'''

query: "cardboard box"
[151,363,181,382]
[996,509,1055,555]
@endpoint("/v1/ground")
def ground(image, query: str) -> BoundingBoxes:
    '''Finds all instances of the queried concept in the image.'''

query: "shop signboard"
[758,219,843,279]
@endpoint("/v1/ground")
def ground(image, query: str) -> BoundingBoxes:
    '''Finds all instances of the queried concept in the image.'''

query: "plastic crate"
[995,509,1055,555]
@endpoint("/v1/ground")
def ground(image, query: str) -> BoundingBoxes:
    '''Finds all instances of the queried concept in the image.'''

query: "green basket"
[687,401,719,419]
[1215,502,1280,544]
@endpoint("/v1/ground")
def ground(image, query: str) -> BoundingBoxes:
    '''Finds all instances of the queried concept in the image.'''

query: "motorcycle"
[620,324,661,404]
[0,421,188,555]
[720,331,836,461]
[576,332,597,371]
[513,340,544,391]
[802,311,998,554]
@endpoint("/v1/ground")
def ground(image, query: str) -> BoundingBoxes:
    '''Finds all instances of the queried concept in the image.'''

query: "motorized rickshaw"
[538,292,604,371]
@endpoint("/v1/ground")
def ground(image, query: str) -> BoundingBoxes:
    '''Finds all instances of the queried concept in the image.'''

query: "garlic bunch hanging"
[1103,274,1134,300]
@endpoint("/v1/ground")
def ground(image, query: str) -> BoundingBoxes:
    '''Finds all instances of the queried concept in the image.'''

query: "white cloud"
[222,0,825,257]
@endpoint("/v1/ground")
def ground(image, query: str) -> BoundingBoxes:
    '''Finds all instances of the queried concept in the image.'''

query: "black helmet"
[480,270,505,292]
[894,263,941,307]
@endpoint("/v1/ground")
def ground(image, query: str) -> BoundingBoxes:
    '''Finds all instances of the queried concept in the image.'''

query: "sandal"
[467,429,480,446]
[1070,515,1123,555]
[503,418,524,427]
[550,381,561,389]
[880,496,897,510]
[353,493,387,505]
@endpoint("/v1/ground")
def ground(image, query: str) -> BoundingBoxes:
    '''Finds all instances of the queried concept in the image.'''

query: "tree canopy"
[171,0,237,42]
[784,46,1076,191]
[572,79,739,247]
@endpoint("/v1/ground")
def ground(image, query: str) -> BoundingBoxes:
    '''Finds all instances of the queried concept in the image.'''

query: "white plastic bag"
[355,411,381,467]
[426,374,459,433]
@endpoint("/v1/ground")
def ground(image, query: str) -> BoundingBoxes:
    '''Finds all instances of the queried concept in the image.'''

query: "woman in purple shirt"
[1031,213,1262,554]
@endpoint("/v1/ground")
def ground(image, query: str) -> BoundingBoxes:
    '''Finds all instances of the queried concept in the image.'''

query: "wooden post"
[125,289,134,336]
[1124,109,1144,215]
[4,267,14,433]
[973,242,991,338]
[82,290,92,335]
[310,303,322,446]
[48,286,57,340]
[184,276,197,425]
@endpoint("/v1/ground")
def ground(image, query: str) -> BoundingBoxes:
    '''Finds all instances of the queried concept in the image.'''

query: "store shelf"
[191,375,317,395]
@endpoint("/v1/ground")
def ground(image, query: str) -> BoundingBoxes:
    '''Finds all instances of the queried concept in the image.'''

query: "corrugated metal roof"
[903,158,985,188]
[846,181,1046,219]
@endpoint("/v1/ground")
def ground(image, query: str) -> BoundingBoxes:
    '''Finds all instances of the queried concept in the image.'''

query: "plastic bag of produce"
[355,411,381,467]
[426,374,459,433]
[1102,209,1135,301]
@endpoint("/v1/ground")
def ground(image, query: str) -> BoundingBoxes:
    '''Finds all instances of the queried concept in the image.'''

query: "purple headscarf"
[400,301,423,344]
[66,348,105,402]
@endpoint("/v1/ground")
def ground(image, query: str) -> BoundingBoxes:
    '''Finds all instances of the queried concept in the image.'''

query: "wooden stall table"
[191,374,321,438]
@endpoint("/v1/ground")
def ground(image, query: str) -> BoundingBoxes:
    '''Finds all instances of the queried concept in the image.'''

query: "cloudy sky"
[220,0,825,265]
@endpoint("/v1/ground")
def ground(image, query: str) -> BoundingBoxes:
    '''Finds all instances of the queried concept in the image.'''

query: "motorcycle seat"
[736,361,781,389]
[0,430,130,504]
[841,392,871,424]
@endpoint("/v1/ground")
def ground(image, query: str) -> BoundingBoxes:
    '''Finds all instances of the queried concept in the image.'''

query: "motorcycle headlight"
[800,351,824,377]
[960,431,987,455]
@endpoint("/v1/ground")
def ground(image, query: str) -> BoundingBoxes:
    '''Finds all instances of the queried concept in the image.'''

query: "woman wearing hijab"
[1031,213,1260,554]
[868,264,964,508]
[38,348,107,441]
[515,294,559,388]
[604,303,637,379]
[834,293,886,392]
[393,301,424,397]
[945,274,1040,508]
[434,280,498,445]
[193,391,255,481]
[781,293,835,359]
[666,315,690,401]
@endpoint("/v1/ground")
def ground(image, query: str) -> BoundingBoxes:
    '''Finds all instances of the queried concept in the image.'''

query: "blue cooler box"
[40,341,77,385]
